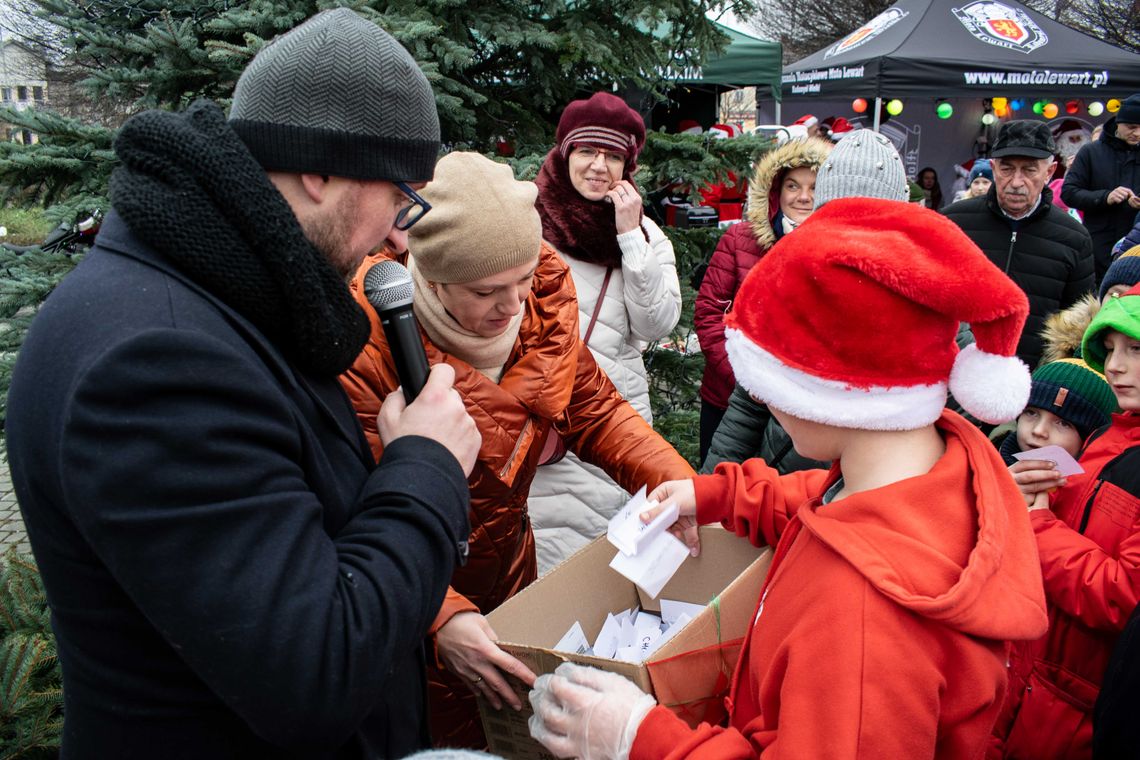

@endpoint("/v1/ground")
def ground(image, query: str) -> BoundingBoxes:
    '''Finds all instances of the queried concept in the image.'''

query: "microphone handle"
[380,308,430,403]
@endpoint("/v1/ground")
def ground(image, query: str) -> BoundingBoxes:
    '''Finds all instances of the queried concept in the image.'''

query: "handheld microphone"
[363,260,430,403]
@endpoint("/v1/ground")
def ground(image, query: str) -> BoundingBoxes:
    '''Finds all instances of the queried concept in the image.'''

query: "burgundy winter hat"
[555,92,646,171]
[725,197,1031,429]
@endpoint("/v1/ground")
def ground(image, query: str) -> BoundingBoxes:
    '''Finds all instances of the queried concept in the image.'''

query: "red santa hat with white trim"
[724,197,1031,429]
[793,113,819,129]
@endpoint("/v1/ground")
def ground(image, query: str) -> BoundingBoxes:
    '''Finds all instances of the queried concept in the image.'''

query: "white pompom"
[949,343,1031,424]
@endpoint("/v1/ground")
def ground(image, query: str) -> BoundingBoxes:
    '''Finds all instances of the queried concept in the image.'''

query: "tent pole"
[873,97,882,132]
[774,99,781,125]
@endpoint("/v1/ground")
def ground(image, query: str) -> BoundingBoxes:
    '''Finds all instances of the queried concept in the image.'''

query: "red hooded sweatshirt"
[630,411,1048,760]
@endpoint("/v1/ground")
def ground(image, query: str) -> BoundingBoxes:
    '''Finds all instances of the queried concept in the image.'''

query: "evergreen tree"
[0,0,772,451]
[0,0,755,212]
[0,548,62,759]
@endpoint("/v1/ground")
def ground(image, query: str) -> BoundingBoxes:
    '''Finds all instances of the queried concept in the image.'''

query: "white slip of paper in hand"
[609,531,690,599]
[607,485,679,556]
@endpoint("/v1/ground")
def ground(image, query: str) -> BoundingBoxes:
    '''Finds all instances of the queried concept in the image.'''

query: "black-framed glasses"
[394,181,432,231]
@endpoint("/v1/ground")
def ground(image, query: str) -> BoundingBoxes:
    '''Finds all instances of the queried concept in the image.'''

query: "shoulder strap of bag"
[582,266,614,347]
[539,267,613,468]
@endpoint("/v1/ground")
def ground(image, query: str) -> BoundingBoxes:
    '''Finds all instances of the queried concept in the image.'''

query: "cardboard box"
[478,527,772,759]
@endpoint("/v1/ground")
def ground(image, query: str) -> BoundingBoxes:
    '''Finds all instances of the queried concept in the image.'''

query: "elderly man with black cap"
[5,9,480,759]
[1062,93,1140,280]
[945,119,1094,369]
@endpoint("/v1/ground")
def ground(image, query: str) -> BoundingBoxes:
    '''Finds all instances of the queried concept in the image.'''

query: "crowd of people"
[4,7,1140,760]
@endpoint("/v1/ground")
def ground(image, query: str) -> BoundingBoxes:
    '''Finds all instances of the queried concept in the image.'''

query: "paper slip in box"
[477,527,772,759]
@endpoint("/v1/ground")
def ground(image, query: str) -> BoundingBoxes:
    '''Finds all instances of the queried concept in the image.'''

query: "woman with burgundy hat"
[527,92,683,575]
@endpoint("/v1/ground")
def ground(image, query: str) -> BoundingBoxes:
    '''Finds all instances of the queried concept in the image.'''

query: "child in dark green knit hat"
[997,357,1118,465]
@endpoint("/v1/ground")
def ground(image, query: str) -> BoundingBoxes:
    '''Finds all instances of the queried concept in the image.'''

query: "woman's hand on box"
[436,611,537,710]
[644,479,700,557]
[529,662,656,760]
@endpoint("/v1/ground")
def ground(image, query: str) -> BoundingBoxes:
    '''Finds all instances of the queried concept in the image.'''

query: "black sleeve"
[60,328,469,748]
[1062,230,1097,309]
[700,383,771,474]
[1061,146,1108,211]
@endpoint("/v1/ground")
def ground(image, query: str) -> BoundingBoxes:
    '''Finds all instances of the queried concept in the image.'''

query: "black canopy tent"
[782,0,1140,127]
[770,0,1140,203]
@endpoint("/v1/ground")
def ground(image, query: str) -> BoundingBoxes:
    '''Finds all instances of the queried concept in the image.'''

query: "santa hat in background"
[677,119,703,135]
[954,158,977,179]
[793,114,819,129]
[708,123,741,139]
[821,116,854,141]
[1052,118,1091,158]
[724,197,1031,430]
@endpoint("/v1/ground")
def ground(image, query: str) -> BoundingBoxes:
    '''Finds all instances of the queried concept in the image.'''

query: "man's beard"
[1058,134,1089,159]
[304,190,361,283]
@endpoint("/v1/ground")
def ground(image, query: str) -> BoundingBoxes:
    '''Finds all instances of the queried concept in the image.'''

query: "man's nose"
[385,226,409,253]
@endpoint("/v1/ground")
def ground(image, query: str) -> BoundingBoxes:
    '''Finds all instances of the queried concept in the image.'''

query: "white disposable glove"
[528,662,657,760]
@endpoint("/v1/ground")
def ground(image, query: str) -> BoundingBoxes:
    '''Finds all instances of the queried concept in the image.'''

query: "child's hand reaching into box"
[645,479,700,557]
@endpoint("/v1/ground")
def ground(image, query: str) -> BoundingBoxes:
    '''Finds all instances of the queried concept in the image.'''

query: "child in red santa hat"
[528,198,1049,760]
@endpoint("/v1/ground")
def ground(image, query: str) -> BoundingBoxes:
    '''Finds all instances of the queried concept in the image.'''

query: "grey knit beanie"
[813,129,907,209]
[229,8,440,182]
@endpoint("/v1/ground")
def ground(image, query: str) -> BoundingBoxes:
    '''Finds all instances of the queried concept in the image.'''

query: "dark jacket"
[943,186,1095,368]
[1094,601,1140,759]
[1061,117,1140,280]
[700,383,828,475]
[5,214,470,759]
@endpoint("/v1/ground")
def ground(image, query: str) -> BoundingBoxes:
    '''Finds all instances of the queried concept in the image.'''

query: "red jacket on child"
[631,411,1048,759]
[991,411,1140,759]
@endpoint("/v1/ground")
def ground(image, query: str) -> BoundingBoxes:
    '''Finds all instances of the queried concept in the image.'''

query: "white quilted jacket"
[528,217,682,574]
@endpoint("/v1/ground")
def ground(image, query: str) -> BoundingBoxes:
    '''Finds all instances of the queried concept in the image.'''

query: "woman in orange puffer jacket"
[340,153,695,750]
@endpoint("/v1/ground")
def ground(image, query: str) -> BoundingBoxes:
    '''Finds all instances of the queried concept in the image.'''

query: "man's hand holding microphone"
[367,259,480,476]
[378,363,480,476]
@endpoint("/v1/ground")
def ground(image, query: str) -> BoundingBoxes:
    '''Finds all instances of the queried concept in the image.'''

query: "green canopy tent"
[649,22,782,132]
[673,23,782,93]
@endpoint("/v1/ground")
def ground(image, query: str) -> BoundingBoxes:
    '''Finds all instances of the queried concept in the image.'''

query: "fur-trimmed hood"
[1039,293,1101,366]
[745,137,833,249]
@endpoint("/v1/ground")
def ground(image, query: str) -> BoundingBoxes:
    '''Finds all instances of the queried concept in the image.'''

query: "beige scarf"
[408,258,523,382]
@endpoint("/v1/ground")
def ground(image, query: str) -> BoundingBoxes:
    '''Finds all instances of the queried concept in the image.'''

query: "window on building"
[33,86,43,103]
[20,129,32,145]
[1,88,10,102]
[17,86,27,101]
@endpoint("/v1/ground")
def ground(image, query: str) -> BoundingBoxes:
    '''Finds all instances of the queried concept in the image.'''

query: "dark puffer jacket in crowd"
[700,383,829,475]
[1061,116,1140,280]
[943,185,1095,369]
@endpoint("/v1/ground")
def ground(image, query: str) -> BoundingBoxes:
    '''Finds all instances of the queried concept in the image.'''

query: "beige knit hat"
[408,152,541,283]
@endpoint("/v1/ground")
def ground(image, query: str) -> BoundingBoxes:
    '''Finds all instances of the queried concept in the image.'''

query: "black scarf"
[534,148,649,268]
[109,100,370,378]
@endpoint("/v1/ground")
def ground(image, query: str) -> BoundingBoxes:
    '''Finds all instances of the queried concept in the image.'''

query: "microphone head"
[363,260,414,310]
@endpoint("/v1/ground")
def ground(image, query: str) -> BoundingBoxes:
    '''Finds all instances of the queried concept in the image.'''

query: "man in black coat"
[1062,94,1140,280]
[944,120,1095,369]
[4,9,481,759]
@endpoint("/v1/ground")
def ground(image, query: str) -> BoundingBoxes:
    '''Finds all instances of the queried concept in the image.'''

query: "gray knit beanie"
[813,129,907,209]
[229,8,440,182]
